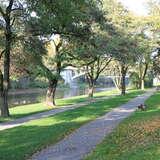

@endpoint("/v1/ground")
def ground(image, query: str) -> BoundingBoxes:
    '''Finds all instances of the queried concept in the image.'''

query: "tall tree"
[68,29,113,98]
[107,32,138,95]
[25,0,104,106]
[134,33,154,90]
[40,36,70,106]
[0,0,104,114]
[146,1,160,82]
[103,0,139,95]
[86,55,111,97]
[0,0,24,117]
[84,35,112,98]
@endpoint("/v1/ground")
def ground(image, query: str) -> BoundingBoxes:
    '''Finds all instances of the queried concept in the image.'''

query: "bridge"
[60,66,85,84]
[60,66,129,85]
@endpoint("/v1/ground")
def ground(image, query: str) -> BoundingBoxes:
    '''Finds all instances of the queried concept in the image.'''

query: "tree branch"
[142,63,148,80]
[27,28,88,39]
[101,58,112,72]
[0,6,5,17]
[11,17,15,26]
[6,0,14,13]
[11,7,23,12]
[0,49,5,60]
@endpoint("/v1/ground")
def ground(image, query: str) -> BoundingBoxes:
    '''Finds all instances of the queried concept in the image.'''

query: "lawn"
[0,89,118,123]
[0,90,143,160]
[85,91,160,160]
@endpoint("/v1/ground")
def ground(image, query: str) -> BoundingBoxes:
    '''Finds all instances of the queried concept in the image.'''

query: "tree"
[0,0,24,117]
[107,60,126,93]
[152,47,160,79]
[25,0,104,106]
[68,29,113,97]
[107,31,138,95]
[85,56,111,97]
[134,34,154,90]
[102,0,141,95]
[0,0,104,115]
[40,36,70,106]
[22,35,70,107]
[145,1,160,83]
[85,34,112,97]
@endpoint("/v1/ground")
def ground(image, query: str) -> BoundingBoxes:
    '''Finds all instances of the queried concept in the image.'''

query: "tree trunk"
[88,82,94,98]
[45,44,62,107]
[46,79,58,107]
[141,79,145,90]
[1,17,12,117]
[139,63,148,90]
[121,66,127,96]
[121,73,126,95]
[0,71,3,116]
[86,74,95,98]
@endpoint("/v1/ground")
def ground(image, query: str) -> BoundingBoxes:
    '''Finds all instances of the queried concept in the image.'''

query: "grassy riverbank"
[0,89,118,123]
[0,90,144,160]
[85,91,160,160]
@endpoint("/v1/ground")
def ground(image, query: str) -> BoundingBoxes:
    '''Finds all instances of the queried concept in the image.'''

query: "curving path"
[30,90,155,160]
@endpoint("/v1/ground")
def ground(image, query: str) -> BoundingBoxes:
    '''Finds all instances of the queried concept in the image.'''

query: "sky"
[118,0,149,16]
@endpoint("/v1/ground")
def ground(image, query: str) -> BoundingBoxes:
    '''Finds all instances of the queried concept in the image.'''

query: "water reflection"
[8,86,115,107]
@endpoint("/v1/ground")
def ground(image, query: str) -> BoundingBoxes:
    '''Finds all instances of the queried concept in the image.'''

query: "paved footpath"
[30,90,155,160]
[0,95,116,131]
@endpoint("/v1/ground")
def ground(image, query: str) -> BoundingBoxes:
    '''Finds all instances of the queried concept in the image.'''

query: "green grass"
[0,89,119,123]
[85,91,160,160]
[0,90,144,160]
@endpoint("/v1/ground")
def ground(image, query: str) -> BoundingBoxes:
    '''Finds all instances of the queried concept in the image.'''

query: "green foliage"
[102,0,139,68]
[28,81,48,89]
[147,0,160,32]
[130,72,140,89]
[108,33,138,65]
[23,0,105,95]
[26,0,103,37]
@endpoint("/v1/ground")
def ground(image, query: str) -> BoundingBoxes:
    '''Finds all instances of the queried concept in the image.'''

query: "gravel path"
[30,90,155,160]
[0,95,115,131]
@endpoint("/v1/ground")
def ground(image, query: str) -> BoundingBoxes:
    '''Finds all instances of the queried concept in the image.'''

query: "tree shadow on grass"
[0,121,84,160]
[0,93,137,160]
[0,91,143,160]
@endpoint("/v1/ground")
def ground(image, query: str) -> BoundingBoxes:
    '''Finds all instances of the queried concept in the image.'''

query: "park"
[0,0,160,160]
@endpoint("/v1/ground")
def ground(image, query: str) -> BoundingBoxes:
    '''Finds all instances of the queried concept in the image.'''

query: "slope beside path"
[0,95,115,131]
[30,90,155,160]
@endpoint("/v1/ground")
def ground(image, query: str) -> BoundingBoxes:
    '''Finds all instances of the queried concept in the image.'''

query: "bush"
[29,81,48,88]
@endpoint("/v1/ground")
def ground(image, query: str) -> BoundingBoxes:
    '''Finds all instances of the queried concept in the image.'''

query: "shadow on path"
[30,90,155,160]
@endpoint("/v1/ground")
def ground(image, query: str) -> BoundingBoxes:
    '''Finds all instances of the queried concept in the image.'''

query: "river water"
[8,86,115,107]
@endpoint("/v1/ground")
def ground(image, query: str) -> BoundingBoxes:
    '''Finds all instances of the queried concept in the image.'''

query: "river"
[8,86,115,107]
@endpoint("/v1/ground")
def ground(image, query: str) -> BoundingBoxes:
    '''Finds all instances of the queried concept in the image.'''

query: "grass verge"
[0,90,144,160]
[85,91,160,160]
[0,89,118,123]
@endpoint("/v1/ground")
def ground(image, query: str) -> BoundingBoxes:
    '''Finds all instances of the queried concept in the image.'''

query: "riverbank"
[9,88,46,95]
[0,89,119,123]
[8,87,115,107]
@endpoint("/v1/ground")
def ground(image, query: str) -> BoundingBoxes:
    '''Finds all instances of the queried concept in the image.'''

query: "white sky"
[118,0,149,16]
